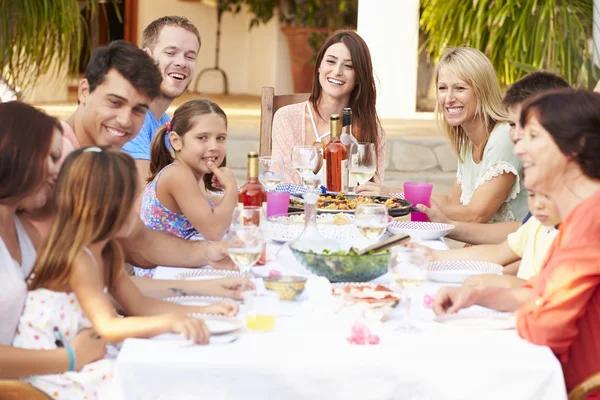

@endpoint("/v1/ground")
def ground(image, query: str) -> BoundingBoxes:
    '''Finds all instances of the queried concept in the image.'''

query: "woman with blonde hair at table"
[271,29,385,185]
[358,47,528,223]
[434,89,600,397]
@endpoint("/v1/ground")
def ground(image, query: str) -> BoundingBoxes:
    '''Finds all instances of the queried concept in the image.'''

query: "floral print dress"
[13,289,114,399]
[136,163,214,278]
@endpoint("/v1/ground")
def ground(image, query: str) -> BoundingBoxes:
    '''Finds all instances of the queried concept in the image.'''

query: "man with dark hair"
[122,16,201,191]
[417,71,570,245]
[25,41,245,300]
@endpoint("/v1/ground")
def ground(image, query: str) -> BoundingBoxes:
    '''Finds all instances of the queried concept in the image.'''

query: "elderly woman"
[358,47,528,223]
[434,89,600,396]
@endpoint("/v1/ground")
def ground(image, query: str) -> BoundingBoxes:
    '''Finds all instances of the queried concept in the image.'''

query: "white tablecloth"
[112,241,567,400]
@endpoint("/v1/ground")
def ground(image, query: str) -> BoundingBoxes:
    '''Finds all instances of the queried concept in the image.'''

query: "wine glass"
[348,143,377,189]
[353,204,389,243]
[291,145,318,185]
[227,224,265,278]
[387,246,428,321]
[258,156,285,192]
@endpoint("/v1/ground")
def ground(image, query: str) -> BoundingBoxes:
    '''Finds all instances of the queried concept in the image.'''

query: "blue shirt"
[522,211,532,224]
[122,111,170,160]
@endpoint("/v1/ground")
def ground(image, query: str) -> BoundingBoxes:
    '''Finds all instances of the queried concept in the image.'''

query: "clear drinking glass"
[229,206,266,277]
[348,142,377,188]
[387,246,428,318]
[291,145,318,185]
[353,204,389,243]
[258,156,285,192]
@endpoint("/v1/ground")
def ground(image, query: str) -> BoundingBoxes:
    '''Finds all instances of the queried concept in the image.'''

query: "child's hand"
[201,301,239,317]
[207,162,237,191]
[71,328,107,370]
[169,314,210,344]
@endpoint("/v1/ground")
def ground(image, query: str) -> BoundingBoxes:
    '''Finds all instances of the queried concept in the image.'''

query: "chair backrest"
[259,86,310,156]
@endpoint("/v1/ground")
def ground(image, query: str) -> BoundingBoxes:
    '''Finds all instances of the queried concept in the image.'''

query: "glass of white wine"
[258,156,285,192]
[387,246,428,322]
[353,204,389,243]
[227,224,265,278]
[348,142,377,189]
[291,145,318,186]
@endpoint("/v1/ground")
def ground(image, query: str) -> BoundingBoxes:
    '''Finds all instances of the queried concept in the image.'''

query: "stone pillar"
[357,0,420,118]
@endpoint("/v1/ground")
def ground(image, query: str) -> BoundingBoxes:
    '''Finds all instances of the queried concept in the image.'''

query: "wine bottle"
[323,114,348,193]
[342,107,354,191]
[238,151,266,207]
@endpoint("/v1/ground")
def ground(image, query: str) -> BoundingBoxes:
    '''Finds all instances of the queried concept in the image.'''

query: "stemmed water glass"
[228,206,266,277]
[291,145,318,186]
[387,246,428,321]
[348,143,377,189]
[353,204,389,243]
[258,156,285,192]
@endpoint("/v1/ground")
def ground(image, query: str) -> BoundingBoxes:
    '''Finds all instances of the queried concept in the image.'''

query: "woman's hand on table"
[169,314,210,344]
[71,328,107,371]
[415,198,453,225]
[201,301,239,317]
[206,277,255,300]
[355,182,390,196]
[432,286,481,315]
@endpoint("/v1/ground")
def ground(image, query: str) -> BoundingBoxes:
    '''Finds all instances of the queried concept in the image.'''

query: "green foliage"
[420,0,600,88]
[0,0,120,91]
[243,0,357,29]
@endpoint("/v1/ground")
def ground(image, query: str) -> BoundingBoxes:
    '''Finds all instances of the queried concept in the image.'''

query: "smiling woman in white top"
[271,29,386,185]
[0,101,107,380]
[358,47,528,223]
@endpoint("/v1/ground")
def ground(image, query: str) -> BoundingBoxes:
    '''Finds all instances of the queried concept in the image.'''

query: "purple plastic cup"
[404,182,433,222]
[266,192,290,217]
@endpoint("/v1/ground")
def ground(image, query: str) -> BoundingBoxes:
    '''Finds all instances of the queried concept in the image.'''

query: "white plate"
[433,311,516,330]
[163,296,229,306]
[388,221,455,240]
[265,214,361,243]
[176,270,243,280]
[427,261,503,283]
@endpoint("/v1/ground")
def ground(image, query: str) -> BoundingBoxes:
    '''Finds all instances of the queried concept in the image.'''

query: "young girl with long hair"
[136,99,238,278]
[271,29,385,185]
[14,148,236,399]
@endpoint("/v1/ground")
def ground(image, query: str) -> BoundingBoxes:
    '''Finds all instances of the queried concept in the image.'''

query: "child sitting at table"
[411,189,560,288]
[13,148,237,399]
[135,99,238,278]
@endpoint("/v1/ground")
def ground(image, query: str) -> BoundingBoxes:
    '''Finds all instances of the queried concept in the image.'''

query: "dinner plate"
[388,221,455,240]
[427,261,503,283]
[176,269,244,280]
[163,296,229,306]
[187,314,244,334]
[433,311,516,330]
[288,194,412,217]
[265,213,362,243]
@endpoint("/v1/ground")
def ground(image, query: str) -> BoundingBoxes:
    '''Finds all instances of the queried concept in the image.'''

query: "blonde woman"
[358,47,527,223]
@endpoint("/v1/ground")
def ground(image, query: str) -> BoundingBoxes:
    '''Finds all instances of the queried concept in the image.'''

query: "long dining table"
[110,239,567,400]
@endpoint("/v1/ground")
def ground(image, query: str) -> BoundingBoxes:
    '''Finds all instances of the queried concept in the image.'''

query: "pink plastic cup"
[404,182,433,222]
[266,192,290,217]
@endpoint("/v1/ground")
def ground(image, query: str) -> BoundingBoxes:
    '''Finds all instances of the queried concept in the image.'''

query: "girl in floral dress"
[136,99,239,278]
[13,148,237,400]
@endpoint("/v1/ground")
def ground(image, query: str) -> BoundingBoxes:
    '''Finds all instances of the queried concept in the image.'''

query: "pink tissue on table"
[268,269,282,277]
[347,322,380,345]
[423,294,434,309]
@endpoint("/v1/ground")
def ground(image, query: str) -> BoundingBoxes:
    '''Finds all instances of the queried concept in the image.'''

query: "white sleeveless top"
[0,216,37,345]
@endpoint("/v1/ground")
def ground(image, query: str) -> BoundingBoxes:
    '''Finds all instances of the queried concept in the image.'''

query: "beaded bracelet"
[65,346,76,372]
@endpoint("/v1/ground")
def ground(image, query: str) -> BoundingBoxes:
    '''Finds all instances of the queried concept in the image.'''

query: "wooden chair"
[0,381,52,400]
[568,371,600,400]
[259,86,309,157]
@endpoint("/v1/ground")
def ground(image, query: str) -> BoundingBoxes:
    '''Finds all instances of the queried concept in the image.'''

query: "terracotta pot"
[281,26,329,93]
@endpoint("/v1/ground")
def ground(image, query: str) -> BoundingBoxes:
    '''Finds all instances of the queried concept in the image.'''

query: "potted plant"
[243,0,358,92]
